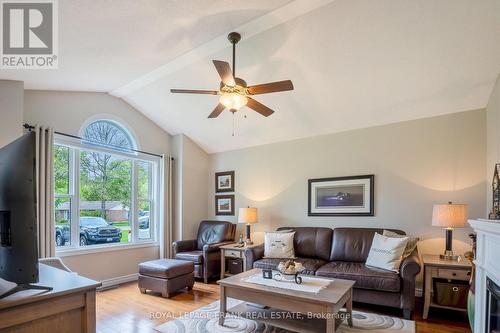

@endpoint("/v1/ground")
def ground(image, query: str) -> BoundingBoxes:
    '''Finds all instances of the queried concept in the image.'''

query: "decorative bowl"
[273,271,303,284]
[273,260,305,284]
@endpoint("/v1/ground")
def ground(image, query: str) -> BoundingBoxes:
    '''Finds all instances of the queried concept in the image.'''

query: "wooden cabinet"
[0,264,101,333]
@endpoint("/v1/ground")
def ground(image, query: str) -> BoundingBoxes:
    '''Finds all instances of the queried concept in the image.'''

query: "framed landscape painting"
[215,195,234,216]
[308,175,374,216]
[215,171,235,193]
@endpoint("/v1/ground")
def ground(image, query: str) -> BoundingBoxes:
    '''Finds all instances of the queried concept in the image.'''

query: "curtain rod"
[23,123,169,159]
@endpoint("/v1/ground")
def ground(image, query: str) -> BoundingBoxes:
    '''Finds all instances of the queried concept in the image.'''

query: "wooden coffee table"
[218,268,355,333]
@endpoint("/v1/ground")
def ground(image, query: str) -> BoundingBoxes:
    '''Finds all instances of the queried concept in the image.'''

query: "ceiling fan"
[170,32,294,119]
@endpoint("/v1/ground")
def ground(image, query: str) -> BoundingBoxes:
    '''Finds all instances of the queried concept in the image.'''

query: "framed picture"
[308,175,374,216]
[215,195,235,216]
[215,171,235,193]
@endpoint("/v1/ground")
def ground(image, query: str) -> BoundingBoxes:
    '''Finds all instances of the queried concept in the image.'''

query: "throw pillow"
[383,230,419,258]
[264,231,295,258]
[366,233,408,273]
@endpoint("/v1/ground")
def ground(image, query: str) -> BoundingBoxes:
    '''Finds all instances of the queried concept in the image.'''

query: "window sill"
[56,241,159,257]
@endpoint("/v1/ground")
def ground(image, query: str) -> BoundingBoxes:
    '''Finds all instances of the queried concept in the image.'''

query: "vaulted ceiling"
[2,0,500,153]
[0,0,292,91]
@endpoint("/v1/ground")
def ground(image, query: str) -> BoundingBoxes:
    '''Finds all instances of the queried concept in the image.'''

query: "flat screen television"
[0,132,51,298]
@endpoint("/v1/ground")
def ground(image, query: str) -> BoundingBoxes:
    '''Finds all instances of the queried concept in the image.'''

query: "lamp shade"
[431,203,468,228]
[238,207,258,224]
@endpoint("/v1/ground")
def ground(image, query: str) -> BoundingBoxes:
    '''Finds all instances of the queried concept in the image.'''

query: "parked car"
[55,224,70,246]
[138,214,151,239]
[138,214,149,230]
[79,217,121,246]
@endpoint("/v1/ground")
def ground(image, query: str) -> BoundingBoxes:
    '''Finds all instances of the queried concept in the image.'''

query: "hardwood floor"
[96,281,471,333]
[96,281,219,333]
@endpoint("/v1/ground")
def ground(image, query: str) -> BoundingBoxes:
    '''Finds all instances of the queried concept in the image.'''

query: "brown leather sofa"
[172,220,236,283]
[243,227,421,319]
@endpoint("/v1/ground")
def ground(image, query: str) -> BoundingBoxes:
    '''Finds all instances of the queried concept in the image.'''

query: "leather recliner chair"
[172,220,236,283]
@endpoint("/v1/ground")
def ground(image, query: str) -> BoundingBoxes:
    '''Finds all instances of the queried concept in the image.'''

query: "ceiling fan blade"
[213,60,235,86]
[170,89,218,95]
[208,103,226,118]
[247,80,294,95]
[247,97,274,117]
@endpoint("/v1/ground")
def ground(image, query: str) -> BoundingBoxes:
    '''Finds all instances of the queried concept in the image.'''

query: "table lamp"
[238,207,258,246]
[432,202,468,260]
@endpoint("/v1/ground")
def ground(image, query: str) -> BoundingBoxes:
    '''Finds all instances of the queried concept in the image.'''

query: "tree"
[53,121,150,224]
[79,121,133,219]
[54,145,69,195]
[54,145,71,224]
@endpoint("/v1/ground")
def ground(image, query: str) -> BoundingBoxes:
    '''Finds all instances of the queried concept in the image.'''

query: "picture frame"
[215,171,235,193]
[308,175,374,216]
[215,194,235,216]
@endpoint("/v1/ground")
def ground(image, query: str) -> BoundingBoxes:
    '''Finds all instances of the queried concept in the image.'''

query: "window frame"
[54,134,161,256]
[54,145,75,247]
[82,119,137,152]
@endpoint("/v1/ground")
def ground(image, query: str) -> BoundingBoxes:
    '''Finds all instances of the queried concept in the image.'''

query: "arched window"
[82,120,136,151]
[53,118,158,250]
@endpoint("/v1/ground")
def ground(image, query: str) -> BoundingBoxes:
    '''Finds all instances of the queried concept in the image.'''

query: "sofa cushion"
[383,230,419,259]
[253,257,327,275]
[175,251,203,264]
[139,259,194,279]
[330,228,405,262]
[365,233,408,273]
[264,231,296,258]
[277,227,333,261]
[315,261,401,292]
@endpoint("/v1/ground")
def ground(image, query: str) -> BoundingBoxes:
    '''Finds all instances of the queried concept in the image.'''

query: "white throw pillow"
[382,230,419,259]
[366,233,408,273]
[264,231,295,259]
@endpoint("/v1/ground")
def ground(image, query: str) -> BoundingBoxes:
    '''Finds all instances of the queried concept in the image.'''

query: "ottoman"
[138,259,194,298]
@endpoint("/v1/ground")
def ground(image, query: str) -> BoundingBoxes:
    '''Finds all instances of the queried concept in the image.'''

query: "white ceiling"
[2,0,500,153]
[0,0,291,91]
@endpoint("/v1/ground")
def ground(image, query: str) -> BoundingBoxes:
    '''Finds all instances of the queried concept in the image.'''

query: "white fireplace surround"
[469,219,500,333]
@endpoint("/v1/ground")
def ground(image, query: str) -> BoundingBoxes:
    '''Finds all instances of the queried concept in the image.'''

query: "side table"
[220,243,262,279]
[422,254,472,319]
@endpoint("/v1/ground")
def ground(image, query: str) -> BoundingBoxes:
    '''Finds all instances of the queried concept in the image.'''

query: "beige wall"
[23,90,172,282]
[61,246,159,282]
[486,73,500,215]
[209,110,486,257]
[24,90,171,154]
[172,134,184,241]
[172,134,210,241]
[0,80,24,147]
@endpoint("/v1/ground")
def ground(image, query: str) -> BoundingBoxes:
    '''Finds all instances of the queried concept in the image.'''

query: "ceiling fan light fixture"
[219,92,248,111]
[170,31,293,120]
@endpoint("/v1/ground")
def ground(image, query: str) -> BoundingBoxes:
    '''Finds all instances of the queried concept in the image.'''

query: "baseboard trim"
[97,274,425,297]
[99,273,139,290]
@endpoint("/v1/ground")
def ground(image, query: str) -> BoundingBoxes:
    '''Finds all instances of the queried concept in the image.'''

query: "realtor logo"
[1,0,58,69]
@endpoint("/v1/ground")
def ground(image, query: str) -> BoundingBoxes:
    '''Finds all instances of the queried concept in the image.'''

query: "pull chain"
[232,111,235,136]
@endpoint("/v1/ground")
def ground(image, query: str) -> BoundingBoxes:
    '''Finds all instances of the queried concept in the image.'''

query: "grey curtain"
[160,155,173,258]
[35,125,55,258]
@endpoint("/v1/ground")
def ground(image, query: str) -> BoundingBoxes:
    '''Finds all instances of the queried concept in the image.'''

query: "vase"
[467,290,474,331]
[465,233,476,332]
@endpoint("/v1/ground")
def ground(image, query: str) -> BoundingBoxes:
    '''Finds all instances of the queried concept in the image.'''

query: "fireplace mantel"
[469,219,500,332]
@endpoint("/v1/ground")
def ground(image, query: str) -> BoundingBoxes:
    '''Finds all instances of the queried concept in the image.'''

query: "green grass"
[120,230,129,243]
[112,221,130,227]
